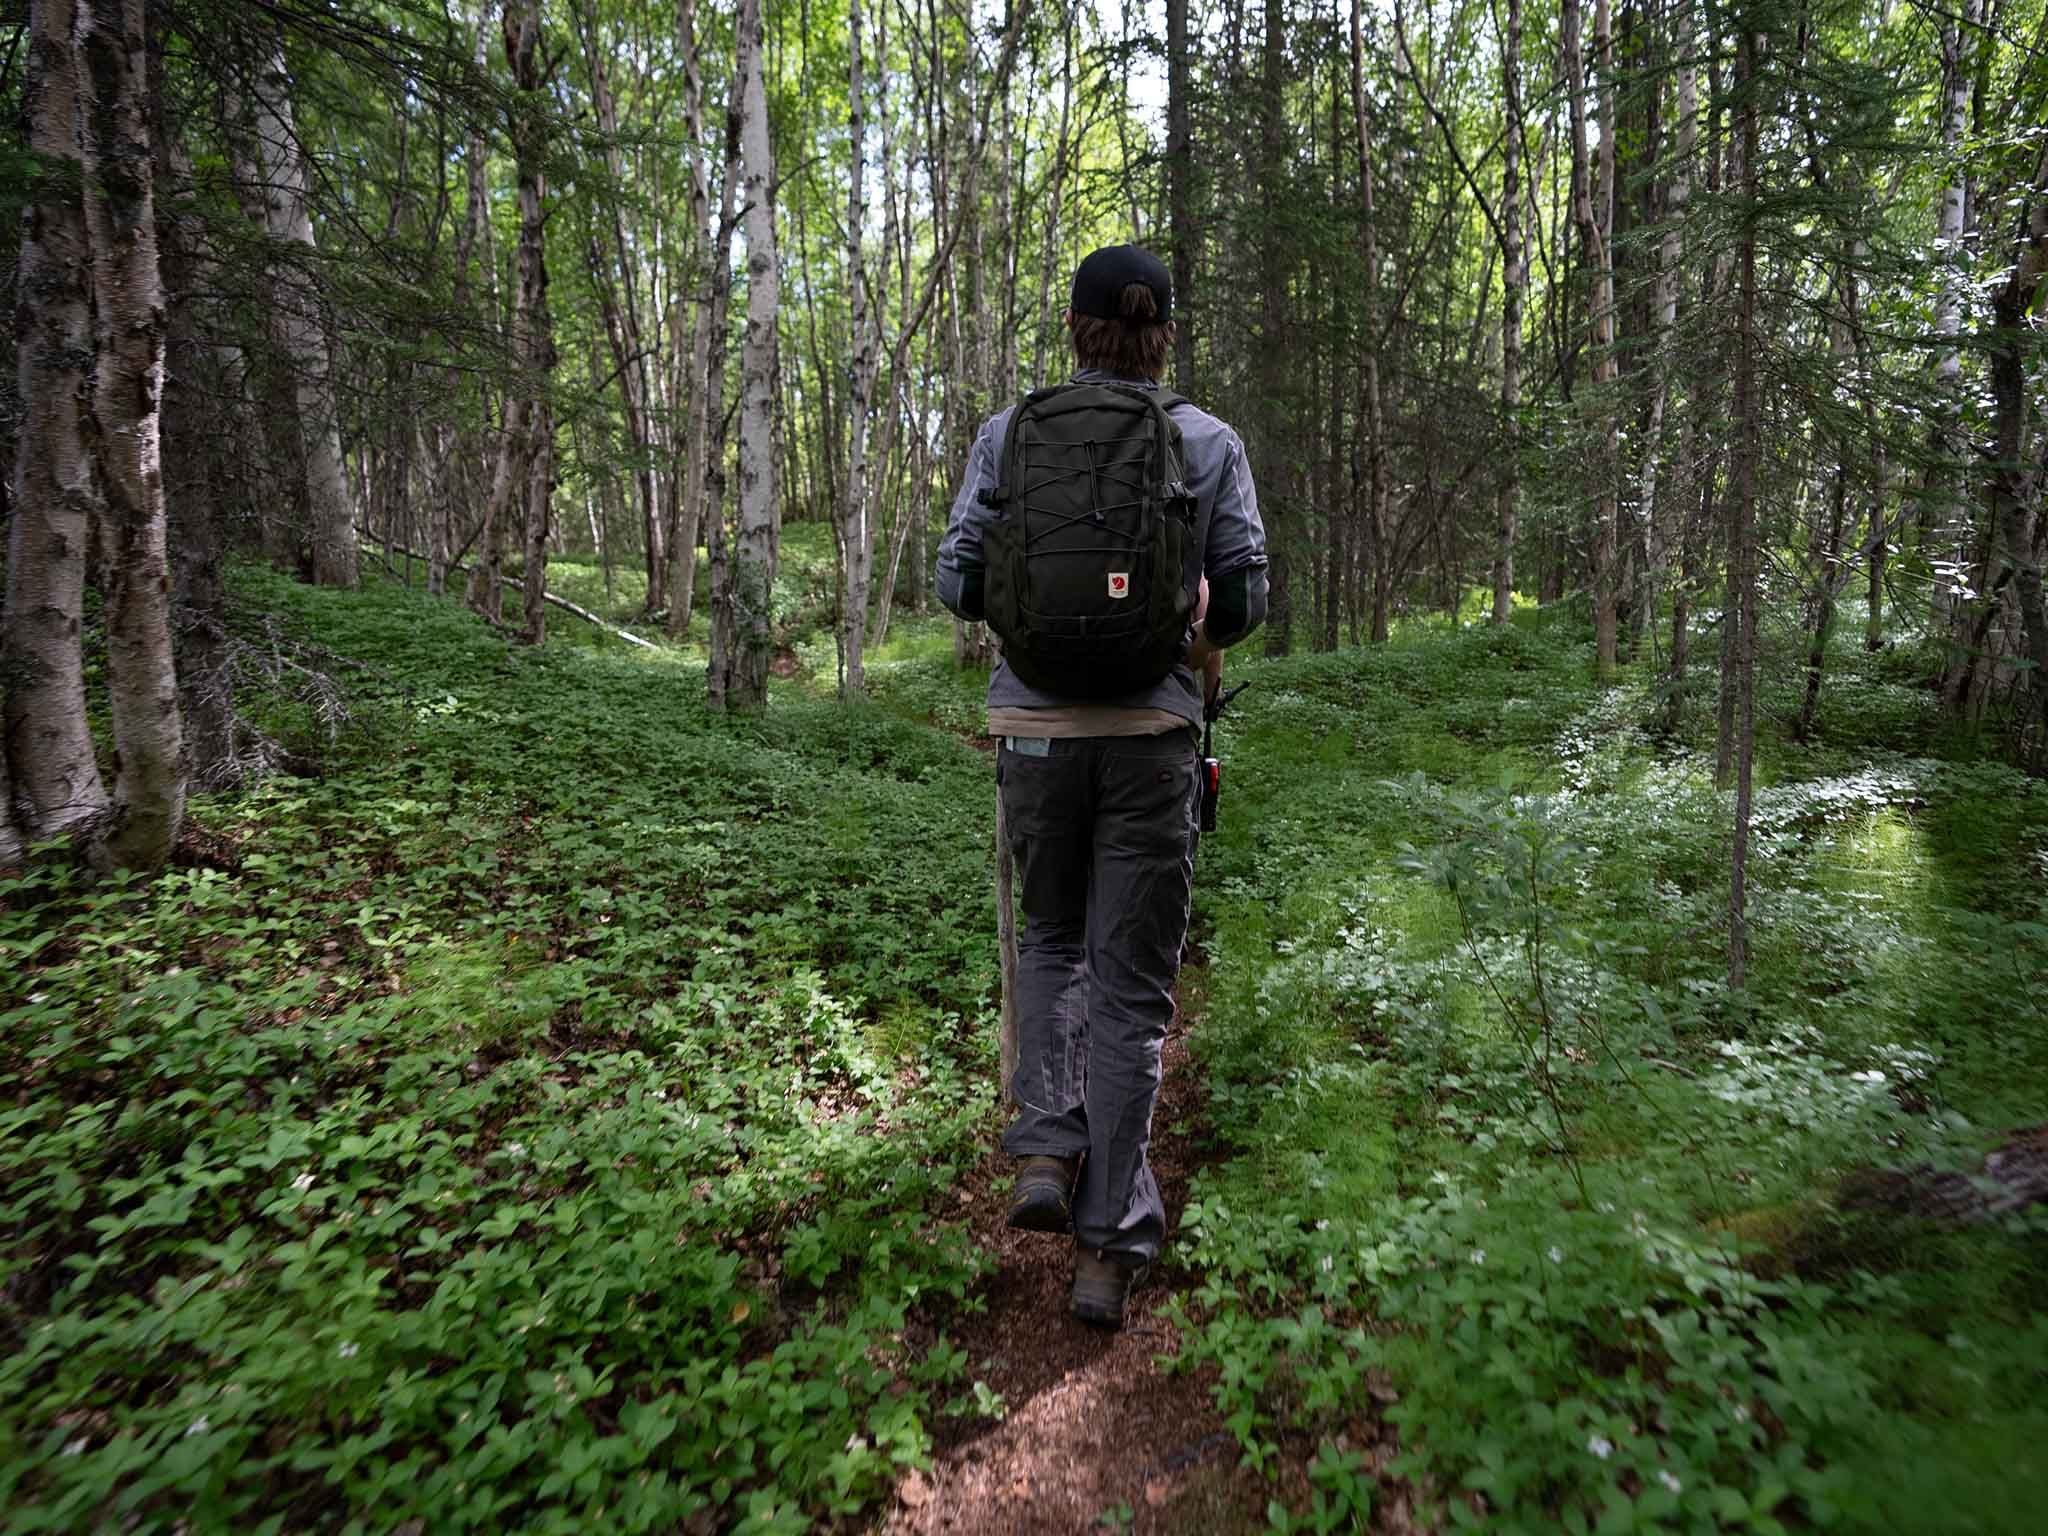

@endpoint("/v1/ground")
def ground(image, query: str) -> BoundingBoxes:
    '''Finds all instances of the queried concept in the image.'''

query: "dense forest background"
[3,0,2046,873]
[3,0,2047,1531]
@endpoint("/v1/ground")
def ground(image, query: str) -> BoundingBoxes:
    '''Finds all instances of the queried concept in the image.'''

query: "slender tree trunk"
[1918,2,1975,636]
[702,0,746,683]
[714,0,779,710]
[1260,0,1290,655]
[1565,0,1620,678]
[671,0,728,640]
[154,36,240,790]
[1168,0,1195,392]
[246,31,357,589]
[435,6,493,600]
[1988,139,2048,760]
[523,404,554,644]
[840,0,879,696]
[1727,20,1762,987]
[4,0,110,846]
[1349,0,1390,644]
[1637,7,1691,649]
[1494,0,1525,623]
[78,0,186,869]
[1323,71,1345,654]
[578,4,663,615]
[501,0,555,646]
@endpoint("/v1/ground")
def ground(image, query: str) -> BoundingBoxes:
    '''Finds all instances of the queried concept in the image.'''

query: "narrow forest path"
[875,968,1323,1536]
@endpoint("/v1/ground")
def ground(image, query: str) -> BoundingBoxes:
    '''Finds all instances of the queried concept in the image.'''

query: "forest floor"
[4,546,2046,1534]
[875,982,1280,1536]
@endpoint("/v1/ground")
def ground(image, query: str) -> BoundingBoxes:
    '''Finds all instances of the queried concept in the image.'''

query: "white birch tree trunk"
[3,0,110,846]
[433,5,494,600]
[715,0,779,710]
[1565,0,1620,678]
[673,0,736,643]
[1925,4,1979,633]
[1493,0,1525,624]
[497,0,555,646]
[1637,8,1693,639]
[841,0,878,696]
[1350,0,1391,644]
[77,0,186,870]
[248,34,357,589]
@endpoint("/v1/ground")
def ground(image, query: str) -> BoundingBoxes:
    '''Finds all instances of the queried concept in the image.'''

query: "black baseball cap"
[1070,244,1173,324]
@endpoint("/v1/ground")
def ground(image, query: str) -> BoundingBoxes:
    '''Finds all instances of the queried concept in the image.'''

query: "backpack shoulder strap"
[980,394,1035,508]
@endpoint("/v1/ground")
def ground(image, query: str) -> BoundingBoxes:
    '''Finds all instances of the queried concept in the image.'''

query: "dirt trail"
[876,989,1307,1536]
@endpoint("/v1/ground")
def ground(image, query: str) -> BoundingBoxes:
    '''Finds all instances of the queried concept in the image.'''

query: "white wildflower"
[1315,1220,1330,1232]
[1469,1248,1486,1266]
[63,1438,87,1456]
[291,1172,315,1193]
[338,1342,359,1359]
[1587,1435,1613,1460]
[1659,1471,1682,1494]
[1547,1245,1565,1265]
[1319,1255,1335,1275]
[505,1142,526,1159]
[1733,1403,1751,1424]
[186,1416,211,1438]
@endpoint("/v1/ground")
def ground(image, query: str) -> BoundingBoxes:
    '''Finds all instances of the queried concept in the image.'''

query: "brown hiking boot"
[1070,1247,1148,1329]
[1007,1155,1080,1233]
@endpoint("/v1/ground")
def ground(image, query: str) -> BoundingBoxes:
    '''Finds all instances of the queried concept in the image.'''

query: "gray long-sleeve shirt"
[935,368,1269,724]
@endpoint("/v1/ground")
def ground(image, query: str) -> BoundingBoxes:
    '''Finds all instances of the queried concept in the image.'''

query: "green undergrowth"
[1168,613,2048,1533]
[0,566,1005,1533]
[7,569,2044,1534]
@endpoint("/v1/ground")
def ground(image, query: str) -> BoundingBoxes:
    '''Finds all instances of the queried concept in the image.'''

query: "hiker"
[935,244,1269,1329]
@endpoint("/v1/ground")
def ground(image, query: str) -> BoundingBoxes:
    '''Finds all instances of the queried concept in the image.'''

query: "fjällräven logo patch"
[1108,572,1130,599]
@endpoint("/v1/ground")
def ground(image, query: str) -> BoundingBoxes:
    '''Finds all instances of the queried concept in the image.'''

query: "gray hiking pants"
[997,728,1200,1263]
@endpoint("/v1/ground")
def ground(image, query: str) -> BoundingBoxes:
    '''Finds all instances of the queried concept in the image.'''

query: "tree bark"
[4,0,110,846]
[501,0,555,647]
[434,4,494,601]
[1168,0,1195,392]
[1565,0,1620,679]
[1988,138,2048,761]
[78,0,186,869]
[1918,0,1975,631]
[840,0,879,696]
[670,0,732,640]
[1260,0,1290,655]
[713,0,779,711]
[1636,5,1690,648]
[1727,20,1762,989]
[1350,0,1390,644]
[1493,0,1526,624]
[154,36,240,790]
[245,30,357,589]
[577,1,663,616]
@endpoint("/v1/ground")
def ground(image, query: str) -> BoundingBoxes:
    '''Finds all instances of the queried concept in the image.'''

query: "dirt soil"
[873,978,1418,1536]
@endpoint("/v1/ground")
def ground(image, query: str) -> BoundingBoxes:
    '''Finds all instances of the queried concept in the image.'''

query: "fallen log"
[355,530,659,651]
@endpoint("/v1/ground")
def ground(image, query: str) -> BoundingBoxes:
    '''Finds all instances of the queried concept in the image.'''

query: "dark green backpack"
[978,381,1202,698]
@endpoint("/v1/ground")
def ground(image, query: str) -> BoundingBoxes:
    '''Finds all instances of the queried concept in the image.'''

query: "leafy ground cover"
[1,567,1006,1533]
[4,572,2043,1533]
[1145,613,2048,1534]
